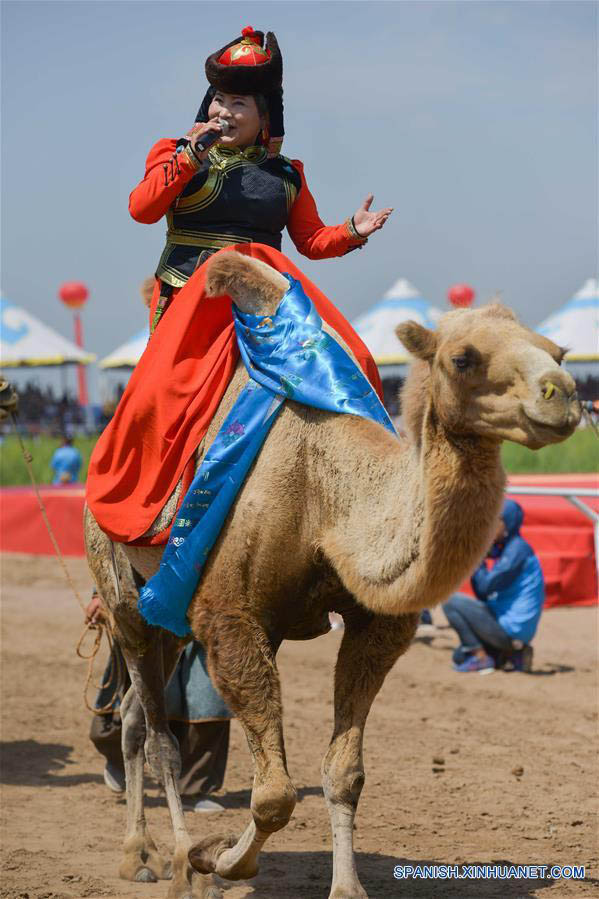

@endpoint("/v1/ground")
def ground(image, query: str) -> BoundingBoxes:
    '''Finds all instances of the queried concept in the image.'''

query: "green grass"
[501,427,598,474]
[0,434,97,487]
[0,428,596,486]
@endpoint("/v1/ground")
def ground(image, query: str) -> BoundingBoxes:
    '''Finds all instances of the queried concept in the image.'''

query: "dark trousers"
[443,593,515,656]
[90,643,229,796]
[90,712,230,796]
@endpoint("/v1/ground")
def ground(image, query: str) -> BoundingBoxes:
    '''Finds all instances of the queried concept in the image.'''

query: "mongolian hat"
[194,26,285,155]
[205,26,283,95]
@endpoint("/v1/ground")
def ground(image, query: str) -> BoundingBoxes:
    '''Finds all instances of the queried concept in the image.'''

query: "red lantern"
[58,281,90,405]
[448,284,475,308]
[58,281,89,309]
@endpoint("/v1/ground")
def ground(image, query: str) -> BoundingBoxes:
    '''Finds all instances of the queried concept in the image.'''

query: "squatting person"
[443,499,545,674]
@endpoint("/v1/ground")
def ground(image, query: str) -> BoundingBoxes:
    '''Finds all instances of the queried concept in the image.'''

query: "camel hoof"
[202,887,223,899]
[135,866,158,883]
[328,885,369,899]
[188,833,237,876]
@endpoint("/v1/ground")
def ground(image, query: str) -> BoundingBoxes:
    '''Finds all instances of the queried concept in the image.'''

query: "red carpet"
[1,475,597,607]
[505,475,598,608]
[0,485,86,556]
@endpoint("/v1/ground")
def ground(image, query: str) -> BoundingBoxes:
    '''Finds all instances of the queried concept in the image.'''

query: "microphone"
[193,118,230,154]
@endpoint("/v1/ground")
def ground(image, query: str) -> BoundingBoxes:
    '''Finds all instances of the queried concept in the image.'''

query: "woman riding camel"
[87,23,392,552]
[85,23,394,817]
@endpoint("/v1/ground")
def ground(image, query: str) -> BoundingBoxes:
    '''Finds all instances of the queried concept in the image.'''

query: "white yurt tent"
[537,278,599,380]
[352,278,443,417]
[99,328,150,370]
[352,278,443,371]
[0,296,95,367]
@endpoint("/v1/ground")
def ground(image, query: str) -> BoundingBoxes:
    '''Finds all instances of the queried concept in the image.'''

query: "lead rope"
[7,409,126,714]
[581,401,599,439]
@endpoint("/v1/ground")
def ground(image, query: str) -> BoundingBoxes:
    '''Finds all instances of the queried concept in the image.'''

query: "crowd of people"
[0,381,128,439]
[11,382,86,434]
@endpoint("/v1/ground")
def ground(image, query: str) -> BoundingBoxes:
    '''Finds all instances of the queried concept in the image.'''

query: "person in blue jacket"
[443,499,545,673]
[50,434,82,485]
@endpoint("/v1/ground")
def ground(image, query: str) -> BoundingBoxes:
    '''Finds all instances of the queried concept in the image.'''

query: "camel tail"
[205,251,289,316]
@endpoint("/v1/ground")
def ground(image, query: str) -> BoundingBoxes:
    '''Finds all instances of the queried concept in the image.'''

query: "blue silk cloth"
[138,275,396,637]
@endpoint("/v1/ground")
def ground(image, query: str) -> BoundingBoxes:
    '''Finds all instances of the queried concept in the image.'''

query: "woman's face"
[208,92,263,148]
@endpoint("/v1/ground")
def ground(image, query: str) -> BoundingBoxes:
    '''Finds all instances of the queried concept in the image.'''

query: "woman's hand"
[352,194,393,238]
[184,120,224,161]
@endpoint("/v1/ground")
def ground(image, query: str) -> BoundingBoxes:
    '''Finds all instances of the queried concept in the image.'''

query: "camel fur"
[85,251,581,899]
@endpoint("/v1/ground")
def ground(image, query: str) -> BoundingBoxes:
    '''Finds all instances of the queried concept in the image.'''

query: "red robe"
[87,149,382,545]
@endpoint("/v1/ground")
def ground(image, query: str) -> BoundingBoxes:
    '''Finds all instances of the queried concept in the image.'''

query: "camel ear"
[395,321,437,361]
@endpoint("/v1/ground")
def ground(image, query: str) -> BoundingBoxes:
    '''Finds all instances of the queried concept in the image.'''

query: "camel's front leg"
[189,615,296,882]
[323,610,418,899]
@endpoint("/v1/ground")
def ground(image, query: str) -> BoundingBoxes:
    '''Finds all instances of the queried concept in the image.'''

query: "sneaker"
[420,609,433,626]
[182,795,225,813]
[453,653,495,674]
[507,645,533,673]
[103,761,126,793]
[452,645,469,666]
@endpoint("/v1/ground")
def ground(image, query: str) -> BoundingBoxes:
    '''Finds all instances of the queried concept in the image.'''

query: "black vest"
[156,146,302,288]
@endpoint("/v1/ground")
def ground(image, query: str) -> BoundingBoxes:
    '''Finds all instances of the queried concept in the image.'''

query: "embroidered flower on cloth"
[222,420,246,446]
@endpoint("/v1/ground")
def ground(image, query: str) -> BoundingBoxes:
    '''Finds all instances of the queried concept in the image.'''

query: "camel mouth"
[521,411,578,443]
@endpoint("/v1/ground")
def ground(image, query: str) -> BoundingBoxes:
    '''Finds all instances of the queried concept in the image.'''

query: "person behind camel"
[85,591,228,811]
[443,499,545,673]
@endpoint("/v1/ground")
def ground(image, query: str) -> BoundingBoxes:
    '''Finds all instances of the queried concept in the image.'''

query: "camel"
[85,252,581,899]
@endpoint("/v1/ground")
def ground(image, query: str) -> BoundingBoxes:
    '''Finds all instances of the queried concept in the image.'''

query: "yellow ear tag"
[543,383,556,400]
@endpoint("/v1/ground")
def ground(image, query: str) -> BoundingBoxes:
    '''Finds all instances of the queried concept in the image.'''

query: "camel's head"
[396,303,581,449]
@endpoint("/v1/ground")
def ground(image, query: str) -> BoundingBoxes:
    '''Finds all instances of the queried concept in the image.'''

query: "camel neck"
[316,403,505,616]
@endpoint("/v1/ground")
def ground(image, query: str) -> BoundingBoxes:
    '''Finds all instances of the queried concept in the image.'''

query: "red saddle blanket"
[86,244,383,545]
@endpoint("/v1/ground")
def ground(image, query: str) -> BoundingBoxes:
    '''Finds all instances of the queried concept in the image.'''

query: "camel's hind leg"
[189,615,296,882]
[118,685,171,883]
[122,633,222,899]
[323,610,418,899]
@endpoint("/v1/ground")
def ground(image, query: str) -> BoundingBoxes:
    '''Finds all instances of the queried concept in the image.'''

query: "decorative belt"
[166,228,252,249]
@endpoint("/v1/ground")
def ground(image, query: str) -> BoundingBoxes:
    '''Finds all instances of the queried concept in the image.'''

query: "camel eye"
[452,354,471,371]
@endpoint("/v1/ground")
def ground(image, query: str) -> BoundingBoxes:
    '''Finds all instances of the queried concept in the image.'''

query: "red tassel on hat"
[241,26,261,44]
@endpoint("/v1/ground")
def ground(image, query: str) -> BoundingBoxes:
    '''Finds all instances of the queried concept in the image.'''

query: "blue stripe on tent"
[0,297,29,343]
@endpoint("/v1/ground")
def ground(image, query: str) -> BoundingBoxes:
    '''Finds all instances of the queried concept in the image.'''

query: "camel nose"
[539,369,577,402]
[537,369,581,428]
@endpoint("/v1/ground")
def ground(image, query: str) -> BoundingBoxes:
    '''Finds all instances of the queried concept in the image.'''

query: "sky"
[1,0,597,383]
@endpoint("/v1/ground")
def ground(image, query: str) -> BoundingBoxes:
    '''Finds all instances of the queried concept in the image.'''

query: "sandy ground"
[1,553,597,899]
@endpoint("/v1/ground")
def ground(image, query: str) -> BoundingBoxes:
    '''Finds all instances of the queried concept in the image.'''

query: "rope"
[9,412,126,715]
[76,621,127,714]
[581,401,599,439]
